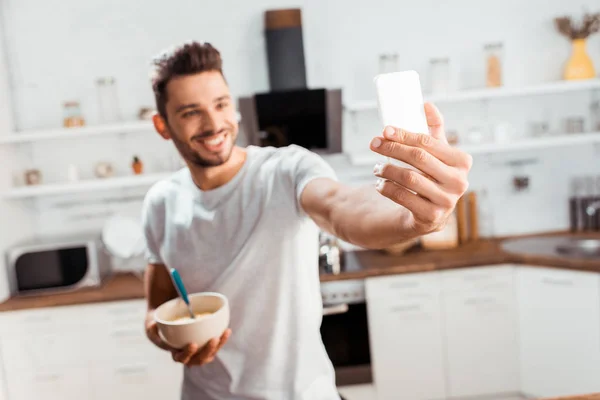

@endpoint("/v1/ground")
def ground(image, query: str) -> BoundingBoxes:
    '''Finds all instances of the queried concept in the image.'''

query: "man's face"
[163,71,238,167]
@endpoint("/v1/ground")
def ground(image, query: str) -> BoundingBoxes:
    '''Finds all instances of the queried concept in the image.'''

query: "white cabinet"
[442,265,520,398]
[366,273,446,400]
[0,348,7,400]
[517,266,600,398]
[0,300,182,400]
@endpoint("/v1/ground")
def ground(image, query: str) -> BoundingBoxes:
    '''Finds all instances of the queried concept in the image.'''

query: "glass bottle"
[477,187,495,238]
[429,57,451,94]
[63,101,85,128]
[484,43,503,88]
[378,53,399,74]
[96,77,121,123]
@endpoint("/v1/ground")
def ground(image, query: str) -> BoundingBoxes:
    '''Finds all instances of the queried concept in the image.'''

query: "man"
[142,41,471,400]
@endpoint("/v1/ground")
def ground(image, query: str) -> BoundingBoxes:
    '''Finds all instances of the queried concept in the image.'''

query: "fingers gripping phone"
[373,70,429,170]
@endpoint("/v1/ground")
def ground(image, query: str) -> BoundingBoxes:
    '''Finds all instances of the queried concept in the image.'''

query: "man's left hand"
[370,102,472,235]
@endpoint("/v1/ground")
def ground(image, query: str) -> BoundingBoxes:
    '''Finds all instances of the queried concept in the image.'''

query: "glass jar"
[378,53,399,74]
[63,101,85,128]
[484,43,503,87]
[591,100,600,132]
[429,57,451,94]
[96,77,121,123]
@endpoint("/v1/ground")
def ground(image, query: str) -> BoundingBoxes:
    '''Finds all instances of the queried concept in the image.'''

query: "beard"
[170,128,236,168]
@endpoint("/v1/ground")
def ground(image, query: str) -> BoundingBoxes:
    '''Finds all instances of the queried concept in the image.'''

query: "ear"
[152,113,171,140]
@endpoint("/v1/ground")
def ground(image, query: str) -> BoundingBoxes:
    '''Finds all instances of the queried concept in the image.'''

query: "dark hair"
[151,41,224,119]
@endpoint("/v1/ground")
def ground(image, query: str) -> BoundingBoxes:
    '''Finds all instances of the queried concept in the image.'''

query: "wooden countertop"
[0,273,145,312]
[321,231,600,282]
[1,232,599,312]
[540,395,600,400]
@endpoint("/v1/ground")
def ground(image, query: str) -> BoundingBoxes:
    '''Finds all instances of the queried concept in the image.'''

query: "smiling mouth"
[195,132,228,153]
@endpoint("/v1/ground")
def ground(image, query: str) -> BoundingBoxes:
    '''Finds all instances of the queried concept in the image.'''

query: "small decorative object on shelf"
[554,12,600,80]
[24,169,42,185]
[378,53,399,74]
[138,107,156,120]
[591,100,600,131]
[484,42,503,88]
[94,161,114,178]
[563,116,585,133]
[132,156,143,175]
[96,77,121,123]
[67,164,79,182]
[429,57,451,94]
[63,101,85,128]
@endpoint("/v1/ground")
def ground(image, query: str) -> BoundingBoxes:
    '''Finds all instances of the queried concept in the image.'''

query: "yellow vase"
[564,39,596,80]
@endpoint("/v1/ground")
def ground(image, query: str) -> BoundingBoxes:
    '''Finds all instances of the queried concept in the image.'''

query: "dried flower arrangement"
[555,12,600,40]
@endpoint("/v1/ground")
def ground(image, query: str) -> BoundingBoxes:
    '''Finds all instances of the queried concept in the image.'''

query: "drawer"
[88,323,165,363]
[366,272,440,299]
[1,331,86,371]
[519,266,599,290]
[84,300,147,328]
[91,361,182,400]
[0,302,89,336]
[5,364,91,400]
[442,265,515,293]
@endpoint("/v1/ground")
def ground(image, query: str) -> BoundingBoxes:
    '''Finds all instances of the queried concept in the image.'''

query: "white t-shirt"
[141,145,341,400]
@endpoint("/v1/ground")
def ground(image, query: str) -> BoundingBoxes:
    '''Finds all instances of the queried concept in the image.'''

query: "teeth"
[204,135,225,146]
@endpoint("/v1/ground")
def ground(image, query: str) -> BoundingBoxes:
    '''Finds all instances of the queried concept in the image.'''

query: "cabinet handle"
[322,304,348,316]
[35,373,62,382]
[541,277,573,286]
[22,315,53,324]
[110,329,141,338]
[388,281,420,290]
[107,307,139,316]
[462,273,494,281]
[390,304,422,312]
[464,297,496,305]
[116,365,149,376]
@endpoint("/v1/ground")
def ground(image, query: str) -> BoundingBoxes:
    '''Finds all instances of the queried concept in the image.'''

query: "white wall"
[3,0,599,131]
[0,0,599,243]
[0,4,34,302]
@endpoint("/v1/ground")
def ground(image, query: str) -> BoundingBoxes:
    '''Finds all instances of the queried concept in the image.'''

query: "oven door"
[320,300,372,386]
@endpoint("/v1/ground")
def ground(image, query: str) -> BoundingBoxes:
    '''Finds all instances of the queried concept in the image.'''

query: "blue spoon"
[169,268,195,319]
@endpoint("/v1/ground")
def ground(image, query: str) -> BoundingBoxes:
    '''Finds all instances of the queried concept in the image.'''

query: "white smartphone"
[373,70,429,169]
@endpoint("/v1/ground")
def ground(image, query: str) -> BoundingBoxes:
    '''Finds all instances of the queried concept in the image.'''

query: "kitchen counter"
[1,232,599,312]
[321,231,600,282]
[540,395,600,400]
[0,272,144,312]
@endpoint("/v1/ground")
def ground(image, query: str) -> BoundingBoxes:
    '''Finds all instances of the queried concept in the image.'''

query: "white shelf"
[345,78,600,112]
[2,172,171,199]
[0,120,155,144]
[346,131,600,165]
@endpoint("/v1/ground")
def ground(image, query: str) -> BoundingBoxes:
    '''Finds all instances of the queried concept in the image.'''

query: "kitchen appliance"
[5,233,111,296]
[320,278,371,386]
[264,8,307,91]
[237,88,343,154]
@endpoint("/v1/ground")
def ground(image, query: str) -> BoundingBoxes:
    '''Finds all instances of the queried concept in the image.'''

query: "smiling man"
[142,41,472,400]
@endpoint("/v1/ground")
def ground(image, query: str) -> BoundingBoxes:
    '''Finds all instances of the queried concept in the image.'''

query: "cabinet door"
[0,347,7,400]
[91,361,182,400]
[442,266,519,398]
[366,273,446,400]
[518,266,600,398]
[4,365,91,400]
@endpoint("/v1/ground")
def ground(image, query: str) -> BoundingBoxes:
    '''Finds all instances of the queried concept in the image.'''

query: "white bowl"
[154,292,230,349]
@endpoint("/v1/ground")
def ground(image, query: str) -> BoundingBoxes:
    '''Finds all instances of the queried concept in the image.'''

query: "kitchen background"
[0,0,599,281]
[1,1,600,400]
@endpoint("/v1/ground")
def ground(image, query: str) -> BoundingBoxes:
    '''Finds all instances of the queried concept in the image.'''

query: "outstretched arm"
[301,103,472,249]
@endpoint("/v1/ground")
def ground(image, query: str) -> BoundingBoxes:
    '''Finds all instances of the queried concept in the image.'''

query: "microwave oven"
[5,233,112,296]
